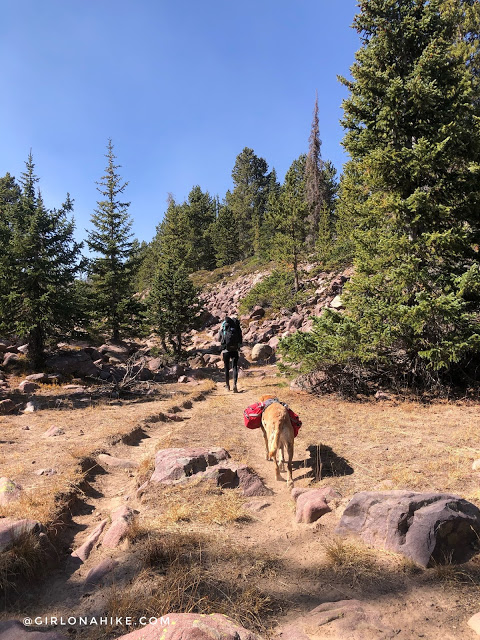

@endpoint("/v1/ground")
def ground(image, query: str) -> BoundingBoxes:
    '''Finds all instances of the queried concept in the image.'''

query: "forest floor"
[1,365,480,639]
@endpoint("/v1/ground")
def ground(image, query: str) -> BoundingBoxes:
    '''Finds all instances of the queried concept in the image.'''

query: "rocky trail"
[2,366,480,639]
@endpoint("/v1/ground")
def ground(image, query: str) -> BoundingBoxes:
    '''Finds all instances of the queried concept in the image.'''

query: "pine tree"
[265,155,308,291]
[87,139,141,341]
[226,147,272,259]
[210,202,241,267]
[305,93,326,249]
[316,160,339,264]
[0,156,83,367]
[184,186,216,271]
[148,259,201,357]
[281,0,480,387]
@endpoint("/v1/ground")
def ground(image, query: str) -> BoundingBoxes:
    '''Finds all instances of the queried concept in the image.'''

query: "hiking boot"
[225,383,230,391]
[233,385,238,393]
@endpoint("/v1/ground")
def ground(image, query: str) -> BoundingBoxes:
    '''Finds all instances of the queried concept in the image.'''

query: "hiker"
[218,316,242,392]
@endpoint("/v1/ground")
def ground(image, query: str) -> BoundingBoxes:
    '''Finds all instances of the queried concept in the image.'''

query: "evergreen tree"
[281,0,480,387]
[0,156,83,367]
[305,93,326,249]
[226,147,272,258]
[148,259,201,357]
[265,155,308,291]
[316,160,339,264]
[210,202,241,267]
[87,139,141,341]
[184,186,216,271]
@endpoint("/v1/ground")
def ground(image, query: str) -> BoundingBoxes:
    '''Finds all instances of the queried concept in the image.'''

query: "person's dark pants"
[222,350,239,387]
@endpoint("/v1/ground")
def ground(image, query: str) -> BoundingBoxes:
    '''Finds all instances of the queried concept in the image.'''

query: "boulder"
[23,399,41,413]
[17,380,39,393]
[274,599,394,640]
[97,453,139,470]
[146,357,163,372]
[468,612,480,636]
[0,518,45,553]
[329,295,344,310]
[0,478,22,505]
[2,353,21,369]
[0,399,16,414]
[98,341,132,362]
[114,612,262,640]
[25,372,48,383]
[84,558,118,589]
[16,344,29,355]
[249,306,265,320]
[0,340,10,353]
[46,350,99,378]
[151,447,231,484]
[472,459,480,471]
[251,344,273,361]
[42,426,64,437]
[0,620,65,640]
[102,506,138,548]
[195,463,272,497]
[292,487,342,524]
[336,490,480,567]
[71,519,108,562]
[287,313,304,331]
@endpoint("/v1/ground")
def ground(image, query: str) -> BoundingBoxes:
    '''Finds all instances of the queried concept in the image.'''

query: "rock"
[98,341,132,362]
[146,357,163,372]
[245,499,271,512]
[0,518,45,553]
[25,372,48,383]
[235,465,272,497]
[468,612,480,636]
[287,313,304,331]
[0,620,65,640]
[274,599,394,640]
[2,353,21,369]
[42,426,64,437]
[71,519,108,562]
[46,350,99,378]
[34,468,57,476]
[329,295,343,310]
[0,478,22,505]
[251,343,273,361]
[178,375,188,383]
[375,390,391,400]
[268,337,280,351]
[84,558,118,589]
[0,340,9,353]
[0,399,16,414]
[17,380,39,393]
[292,487,341,523]
[16,344,29,355]
[472,459,480,471]
[151,447,231,484]
[114,612,262,640]
[98,453,139,470]
[23,399,41,413]
[336,490,480,567]
[250,306,265,320]
[328,274,348,295]
[102,505,138,548]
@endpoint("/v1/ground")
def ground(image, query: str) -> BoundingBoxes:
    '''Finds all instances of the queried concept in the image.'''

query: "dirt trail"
[4,368,480,639]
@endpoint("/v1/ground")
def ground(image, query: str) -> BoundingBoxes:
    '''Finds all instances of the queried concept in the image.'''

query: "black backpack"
[222,317,241,351]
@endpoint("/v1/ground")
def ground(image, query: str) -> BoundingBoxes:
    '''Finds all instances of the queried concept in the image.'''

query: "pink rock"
[0,518,45,552]
[177,375,188,383]
[18,380,39,393]
[293,487,341,524]
[102,506,138,548]
[84,558,119,589]
[71,519,108,562]
[114,612,262,640]
[98,454,139,469]
[42,426,64,437]
[0,399,16,414]
[151,447,230,484]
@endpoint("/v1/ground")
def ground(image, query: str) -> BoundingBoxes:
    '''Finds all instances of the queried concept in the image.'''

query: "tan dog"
[259,394,294,487]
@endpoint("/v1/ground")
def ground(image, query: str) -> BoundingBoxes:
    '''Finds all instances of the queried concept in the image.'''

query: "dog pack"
[243,399,302,437]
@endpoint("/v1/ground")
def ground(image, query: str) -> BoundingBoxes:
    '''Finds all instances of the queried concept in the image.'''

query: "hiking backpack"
[221,317,241,352]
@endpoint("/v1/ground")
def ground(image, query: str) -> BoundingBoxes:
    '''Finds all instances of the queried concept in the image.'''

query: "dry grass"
[141,480,251,526]
[98,531,276,638]
[0,531,47,597]
[322,538,385,585]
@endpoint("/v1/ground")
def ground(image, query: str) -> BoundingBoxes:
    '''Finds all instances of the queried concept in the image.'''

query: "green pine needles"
[281,0,480,390]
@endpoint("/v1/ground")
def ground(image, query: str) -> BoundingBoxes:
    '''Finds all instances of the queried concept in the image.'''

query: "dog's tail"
[268,429,280,459]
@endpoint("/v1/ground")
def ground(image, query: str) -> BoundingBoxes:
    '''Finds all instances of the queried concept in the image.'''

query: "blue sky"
[1,1,360,246]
